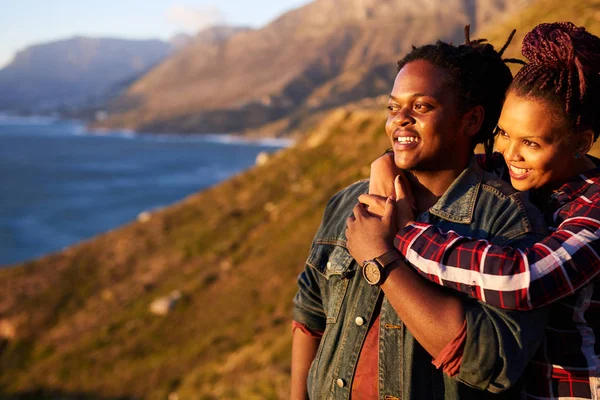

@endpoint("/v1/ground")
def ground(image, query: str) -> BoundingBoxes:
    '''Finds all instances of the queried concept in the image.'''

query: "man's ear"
[462,105,485,137]
[575,129,595,156]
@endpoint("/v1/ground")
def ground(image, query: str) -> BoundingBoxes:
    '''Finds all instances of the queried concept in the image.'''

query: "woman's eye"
[496,128,508,137]
[523,139,539,148]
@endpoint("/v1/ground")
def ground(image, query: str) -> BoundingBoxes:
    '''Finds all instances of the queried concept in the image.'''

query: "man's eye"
[387,105,399,112]
[413,103,429,111]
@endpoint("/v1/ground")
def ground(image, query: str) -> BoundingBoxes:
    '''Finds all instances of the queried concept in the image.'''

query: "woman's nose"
[501,141,524,162]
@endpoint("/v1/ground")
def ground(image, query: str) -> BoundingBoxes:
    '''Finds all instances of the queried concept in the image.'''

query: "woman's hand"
[346,197,397,266]
[392,174,416,229]
[369,152,401,197]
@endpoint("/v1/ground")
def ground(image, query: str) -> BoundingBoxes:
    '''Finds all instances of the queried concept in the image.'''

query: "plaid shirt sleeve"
[394,195,600,310]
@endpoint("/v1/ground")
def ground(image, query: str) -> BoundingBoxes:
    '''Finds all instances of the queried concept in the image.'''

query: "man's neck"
[406,167,465,215]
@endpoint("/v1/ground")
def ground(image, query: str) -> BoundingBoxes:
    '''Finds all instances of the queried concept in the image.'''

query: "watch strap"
[374,249,402,269]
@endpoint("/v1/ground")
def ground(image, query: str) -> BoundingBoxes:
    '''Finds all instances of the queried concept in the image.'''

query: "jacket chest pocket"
[321,245,355,324]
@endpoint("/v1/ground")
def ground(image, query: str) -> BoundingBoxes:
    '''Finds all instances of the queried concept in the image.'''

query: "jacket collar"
[426,157,482,224]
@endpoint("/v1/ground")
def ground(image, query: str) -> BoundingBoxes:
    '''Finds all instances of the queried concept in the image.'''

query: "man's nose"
[393,107,415,127]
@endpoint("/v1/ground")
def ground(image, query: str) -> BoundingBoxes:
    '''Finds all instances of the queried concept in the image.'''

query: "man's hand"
[369,152,401,197]
[360,175,417,228]
[346,197,397,266]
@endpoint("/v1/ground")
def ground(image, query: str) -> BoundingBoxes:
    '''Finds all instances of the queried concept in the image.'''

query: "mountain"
[195,25,252,44]
[96,0,532,135]
[0,37,172,112]
[0,26,249,114]
[2,0,600,398]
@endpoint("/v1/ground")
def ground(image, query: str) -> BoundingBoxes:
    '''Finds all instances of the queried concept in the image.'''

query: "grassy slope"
[4,1,600,398]
[478,0,600,72]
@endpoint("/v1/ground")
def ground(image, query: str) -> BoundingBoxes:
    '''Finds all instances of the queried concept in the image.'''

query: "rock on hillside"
[97,0,532,135]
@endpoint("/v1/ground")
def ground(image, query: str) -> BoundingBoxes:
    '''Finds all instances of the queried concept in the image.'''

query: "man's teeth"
[397,136,420,144]
[509,164,531,175]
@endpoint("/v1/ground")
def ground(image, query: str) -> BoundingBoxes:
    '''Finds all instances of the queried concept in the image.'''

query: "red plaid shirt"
[395,153,600,399]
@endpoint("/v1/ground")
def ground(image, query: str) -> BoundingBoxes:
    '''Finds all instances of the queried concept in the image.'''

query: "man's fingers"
[352,202,368,219]
[358,194,386,207]
[357,194,386,217]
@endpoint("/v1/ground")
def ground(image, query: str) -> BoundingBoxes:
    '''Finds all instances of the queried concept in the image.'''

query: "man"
[291,34,549,399]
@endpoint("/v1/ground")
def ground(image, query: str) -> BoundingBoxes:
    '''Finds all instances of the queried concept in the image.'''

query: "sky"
[0,0,312,68]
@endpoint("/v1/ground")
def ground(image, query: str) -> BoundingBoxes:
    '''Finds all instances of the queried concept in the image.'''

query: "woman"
[348,22,600,399]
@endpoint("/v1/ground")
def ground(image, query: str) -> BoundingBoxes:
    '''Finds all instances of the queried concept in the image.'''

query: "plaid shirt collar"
[427,156,483,225]
[548,156,600,207]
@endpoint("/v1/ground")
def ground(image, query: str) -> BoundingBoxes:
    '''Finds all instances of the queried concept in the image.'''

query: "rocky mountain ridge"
[96,0,533,135]
[0,26,249,114]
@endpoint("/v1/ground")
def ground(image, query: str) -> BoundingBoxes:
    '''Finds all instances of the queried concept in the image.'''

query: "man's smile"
[393,129,421,149]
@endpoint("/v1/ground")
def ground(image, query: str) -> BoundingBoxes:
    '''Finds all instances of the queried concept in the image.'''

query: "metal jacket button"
[355,317,365,326]
[336,378,346,387]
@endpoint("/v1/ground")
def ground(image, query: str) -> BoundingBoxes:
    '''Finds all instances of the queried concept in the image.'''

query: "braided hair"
[397,26,515,153]
[511,22,600,140]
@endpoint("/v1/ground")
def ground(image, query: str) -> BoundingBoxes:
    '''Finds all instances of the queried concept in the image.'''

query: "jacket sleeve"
[292,254,327,332]
[453,233,549,393]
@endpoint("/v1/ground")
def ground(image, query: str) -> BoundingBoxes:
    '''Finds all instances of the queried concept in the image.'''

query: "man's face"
[385,60,469,172]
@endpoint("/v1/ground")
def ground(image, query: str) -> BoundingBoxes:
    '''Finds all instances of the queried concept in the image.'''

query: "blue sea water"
[0,116,290,266]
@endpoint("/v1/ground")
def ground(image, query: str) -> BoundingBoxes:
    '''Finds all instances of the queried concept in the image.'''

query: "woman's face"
[495,91,578,191]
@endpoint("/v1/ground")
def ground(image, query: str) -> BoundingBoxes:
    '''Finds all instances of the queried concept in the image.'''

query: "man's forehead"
[392,61,452,98]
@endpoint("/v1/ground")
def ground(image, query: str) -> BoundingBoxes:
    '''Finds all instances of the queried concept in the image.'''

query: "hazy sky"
[0,0,312,68]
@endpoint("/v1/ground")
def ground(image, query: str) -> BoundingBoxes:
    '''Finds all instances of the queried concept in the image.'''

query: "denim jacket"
[293,157,549,400]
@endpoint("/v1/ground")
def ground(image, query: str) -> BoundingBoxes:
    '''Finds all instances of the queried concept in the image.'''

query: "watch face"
[363,262,381,285]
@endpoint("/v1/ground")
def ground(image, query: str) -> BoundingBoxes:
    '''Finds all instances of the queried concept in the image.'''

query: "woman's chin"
[510,178,535,192]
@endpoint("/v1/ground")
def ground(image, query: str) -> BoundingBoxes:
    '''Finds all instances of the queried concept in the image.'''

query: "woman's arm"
[395,203,600,310]
[368,151,401,198]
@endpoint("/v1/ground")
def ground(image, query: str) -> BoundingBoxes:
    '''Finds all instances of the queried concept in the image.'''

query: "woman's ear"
[576,129,595,156]
[462,105,485,137]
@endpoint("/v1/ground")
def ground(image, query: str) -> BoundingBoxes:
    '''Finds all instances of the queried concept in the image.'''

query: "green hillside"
[4,0,600,398]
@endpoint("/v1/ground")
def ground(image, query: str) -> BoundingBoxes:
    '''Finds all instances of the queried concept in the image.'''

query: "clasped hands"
[345,153,416,266]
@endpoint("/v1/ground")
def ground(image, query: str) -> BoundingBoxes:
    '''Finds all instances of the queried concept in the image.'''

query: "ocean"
[0,116,291,266]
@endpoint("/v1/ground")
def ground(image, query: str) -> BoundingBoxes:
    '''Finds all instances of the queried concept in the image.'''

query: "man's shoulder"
[325,179,370,212]
[313,179,370,245]
[479,168,518,198]
[475,171,547,244]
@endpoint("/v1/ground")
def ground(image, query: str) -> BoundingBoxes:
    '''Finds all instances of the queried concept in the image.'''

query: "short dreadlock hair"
[397,26,515,153]
[510,22,600,141]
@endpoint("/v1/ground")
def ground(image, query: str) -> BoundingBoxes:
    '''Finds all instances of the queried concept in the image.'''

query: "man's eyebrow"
[388,93,429,102]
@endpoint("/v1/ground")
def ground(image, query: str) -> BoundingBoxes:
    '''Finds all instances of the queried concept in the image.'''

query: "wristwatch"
[362,249,402,286]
